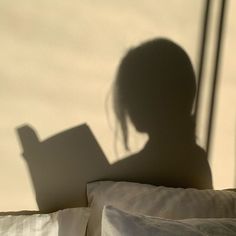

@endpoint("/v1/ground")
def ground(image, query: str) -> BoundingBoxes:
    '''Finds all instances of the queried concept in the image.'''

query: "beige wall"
[210,0,236,189]
[0,0,235,211]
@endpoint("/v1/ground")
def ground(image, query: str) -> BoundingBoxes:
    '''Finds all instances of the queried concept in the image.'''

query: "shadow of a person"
[16,38,213,213]
[109,38,213,189]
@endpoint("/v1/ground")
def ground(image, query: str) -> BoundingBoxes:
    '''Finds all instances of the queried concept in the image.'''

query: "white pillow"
[0,207,90,236]
[102,205,236,236]
[87,181,236,236]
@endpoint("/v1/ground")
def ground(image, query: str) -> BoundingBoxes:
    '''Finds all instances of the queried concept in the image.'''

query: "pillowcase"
[0,207,90,236]
[102,205,236,236]
[87,181,236,236]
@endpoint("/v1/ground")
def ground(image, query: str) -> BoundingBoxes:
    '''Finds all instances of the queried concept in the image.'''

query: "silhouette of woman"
[17,38,213,212]
[110,38,213,189]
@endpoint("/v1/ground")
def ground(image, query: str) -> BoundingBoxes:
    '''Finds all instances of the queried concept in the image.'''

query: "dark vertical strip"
[194,0,211,120]
[235,121,236,186]
[206,0,228,158]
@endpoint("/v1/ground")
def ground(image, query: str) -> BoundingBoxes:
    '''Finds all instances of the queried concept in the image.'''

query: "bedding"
[102,205,236,236]
[0,207,90,236]
[87,181,236,236]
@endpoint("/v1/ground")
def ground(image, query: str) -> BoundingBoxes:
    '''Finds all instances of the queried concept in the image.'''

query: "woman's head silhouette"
[113,38,196,150]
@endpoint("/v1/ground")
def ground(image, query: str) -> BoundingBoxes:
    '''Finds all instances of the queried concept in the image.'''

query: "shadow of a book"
[16,124,109,212]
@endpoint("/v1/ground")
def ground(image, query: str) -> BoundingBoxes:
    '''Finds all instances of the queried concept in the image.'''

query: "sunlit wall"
[0,0,235,211]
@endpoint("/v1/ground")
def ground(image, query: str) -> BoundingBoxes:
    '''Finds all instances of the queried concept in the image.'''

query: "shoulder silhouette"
[112,38,213,189]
